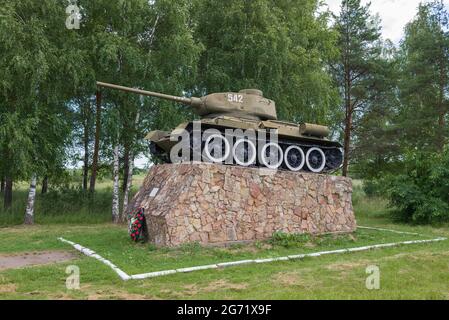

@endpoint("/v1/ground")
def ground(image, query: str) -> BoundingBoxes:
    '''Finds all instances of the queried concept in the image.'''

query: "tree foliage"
[397,0,449,152]
[195,0,338,123]
[380,147,449,224]
[360,1,449,224]
[0,0,76,207]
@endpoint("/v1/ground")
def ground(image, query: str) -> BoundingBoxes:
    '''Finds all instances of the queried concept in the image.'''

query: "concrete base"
[126,163,356,247]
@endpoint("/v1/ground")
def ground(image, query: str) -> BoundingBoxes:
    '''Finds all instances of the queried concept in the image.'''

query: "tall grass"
[0,176,142,226]
[352,180,392,225]
[0,189,113,226]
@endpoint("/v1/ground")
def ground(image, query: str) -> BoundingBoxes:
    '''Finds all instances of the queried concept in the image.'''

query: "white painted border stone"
[58,226,447,281]
[357,226,422,236]
[58,237,131,281]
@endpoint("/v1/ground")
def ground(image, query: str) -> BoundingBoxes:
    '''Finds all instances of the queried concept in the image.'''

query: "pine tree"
[331,0,383,177]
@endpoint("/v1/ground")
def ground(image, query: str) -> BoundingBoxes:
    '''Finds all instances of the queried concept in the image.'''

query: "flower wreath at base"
[128,208,147,242]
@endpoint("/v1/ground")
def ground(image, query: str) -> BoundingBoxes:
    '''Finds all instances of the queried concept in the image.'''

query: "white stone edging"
[58,237,131,281]
[58,226,447,281]
[357,225,422,236]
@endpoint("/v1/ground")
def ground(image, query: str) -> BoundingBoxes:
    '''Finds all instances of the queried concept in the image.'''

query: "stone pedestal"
[127,163,356,247]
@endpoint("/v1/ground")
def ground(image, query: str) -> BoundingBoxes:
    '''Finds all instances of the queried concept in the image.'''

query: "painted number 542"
[228,94,244,103]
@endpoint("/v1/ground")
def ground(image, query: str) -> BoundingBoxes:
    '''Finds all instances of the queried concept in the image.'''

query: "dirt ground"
[0,251,77,271]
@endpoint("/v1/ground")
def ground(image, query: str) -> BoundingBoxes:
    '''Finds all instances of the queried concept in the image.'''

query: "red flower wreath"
[128,208,146,242]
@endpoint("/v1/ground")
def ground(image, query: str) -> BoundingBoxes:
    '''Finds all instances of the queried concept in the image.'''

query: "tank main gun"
[96,81,203,107]
[96,81,277,121]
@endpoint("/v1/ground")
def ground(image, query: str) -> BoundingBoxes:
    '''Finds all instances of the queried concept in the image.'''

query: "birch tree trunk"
[83,102,90,191]
[112,143,120,224]
[24,174,37,225]
[90,90,102,193]
[122,110,140,222]
[122,154,134,221]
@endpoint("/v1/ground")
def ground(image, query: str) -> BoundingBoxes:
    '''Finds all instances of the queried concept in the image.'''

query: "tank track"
[149,128,343,174]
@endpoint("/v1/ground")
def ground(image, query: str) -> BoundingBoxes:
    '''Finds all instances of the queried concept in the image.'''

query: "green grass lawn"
[1,181,449,299]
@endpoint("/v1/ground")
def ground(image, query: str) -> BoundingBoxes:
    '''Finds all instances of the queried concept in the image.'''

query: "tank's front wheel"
[306,147,326,173]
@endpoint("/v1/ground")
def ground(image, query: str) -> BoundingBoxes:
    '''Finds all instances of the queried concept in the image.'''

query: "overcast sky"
[324,0,449,43]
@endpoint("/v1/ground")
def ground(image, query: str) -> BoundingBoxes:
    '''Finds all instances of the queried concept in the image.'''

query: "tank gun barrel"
[96,81,201,106]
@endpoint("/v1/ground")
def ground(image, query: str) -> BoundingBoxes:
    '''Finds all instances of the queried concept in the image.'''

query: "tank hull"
[147,116,343,173]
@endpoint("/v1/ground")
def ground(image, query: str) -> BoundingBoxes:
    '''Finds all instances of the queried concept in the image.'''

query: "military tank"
[97,81,343,173]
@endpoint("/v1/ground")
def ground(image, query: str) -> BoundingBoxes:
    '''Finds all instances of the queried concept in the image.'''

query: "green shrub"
[378,148,449,224]
[363,179,387,197]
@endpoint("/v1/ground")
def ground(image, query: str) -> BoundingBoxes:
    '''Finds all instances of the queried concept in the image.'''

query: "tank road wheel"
[284,146,305,172]
[261,142,284,170]
[306,147,326,173]
[232,139,257,167]
[204,134,230,163]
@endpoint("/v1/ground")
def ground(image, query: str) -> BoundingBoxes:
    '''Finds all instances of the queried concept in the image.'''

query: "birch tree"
[24,174,37,225]
[122,109,141,220]
[90,91,102,193]
[122,156,134,221]
[75,0,201,195]
[0,0,78,210]
[112,139,120,224]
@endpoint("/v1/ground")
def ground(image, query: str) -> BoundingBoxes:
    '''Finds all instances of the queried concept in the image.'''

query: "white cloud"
[135,154,151,169]
[324,0,449,43]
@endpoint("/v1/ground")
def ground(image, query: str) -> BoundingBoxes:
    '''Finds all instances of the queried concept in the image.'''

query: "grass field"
[1,180,449,299]
[0,174,146,226]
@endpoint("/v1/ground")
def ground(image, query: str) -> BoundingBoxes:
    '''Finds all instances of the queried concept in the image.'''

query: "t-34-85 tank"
[97,81,343,173]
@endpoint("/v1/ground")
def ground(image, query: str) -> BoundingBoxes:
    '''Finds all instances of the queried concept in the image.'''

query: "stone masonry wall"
[127,163,356,247]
